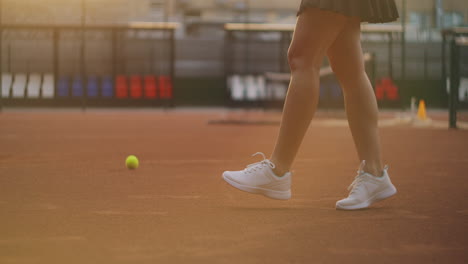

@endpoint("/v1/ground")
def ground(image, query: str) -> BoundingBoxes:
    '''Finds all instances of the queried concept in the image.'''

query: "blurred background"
[0,0,467,110]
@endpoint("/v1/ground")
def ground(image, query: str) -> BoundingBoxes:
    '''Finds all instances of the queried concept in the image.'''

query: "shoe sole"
[222,174,291,200]
[335,185,397,210]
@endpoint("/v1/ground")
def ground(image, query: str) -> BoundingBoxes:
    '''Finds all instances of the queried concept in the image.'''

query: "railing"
[0,22,180,109]
[223,23,403,109]
[442,27,468,128]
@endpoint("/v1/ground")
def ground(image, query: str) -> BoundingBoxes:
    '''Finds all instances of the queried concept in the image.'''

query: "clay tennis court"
[0,109,467,263]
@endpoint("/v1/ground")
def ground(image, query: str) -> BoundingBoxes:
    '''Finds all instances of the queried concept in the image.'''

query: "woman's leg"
[327,19,383,176]
[270,8,349,176]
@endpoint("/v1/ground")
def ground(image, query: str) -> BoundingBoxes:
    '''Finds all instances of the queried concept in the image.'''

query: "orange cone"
[417,100,427,121]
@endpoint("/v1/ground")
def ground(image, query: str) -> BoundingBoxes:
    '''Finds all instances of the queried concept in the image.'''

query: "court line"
[93,210,168,216]
[0,236,87,244]
[128,194,201,200]
[148,159,229,165]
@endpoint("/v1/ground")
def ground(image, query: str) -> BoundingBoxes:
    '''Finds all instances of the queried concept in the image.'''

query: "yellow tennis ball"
[126,155,139,169]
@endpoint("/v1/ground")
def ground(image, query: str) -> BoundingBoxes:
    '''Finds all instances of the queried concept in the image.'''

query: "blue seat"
[87,76,99,98]
[72,76,84,97]
[101,76,114,98]
[57,76,69,97]
[319,84,327,98]
[330,81,342,99]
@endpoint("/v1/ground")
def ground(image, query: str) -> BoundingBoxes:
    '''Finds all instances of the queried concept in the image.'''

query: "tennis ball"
[126,155,139,170]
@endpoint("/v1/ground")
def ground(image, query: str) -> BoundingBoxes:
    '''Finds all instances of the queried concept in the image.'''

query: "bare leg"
[270,9,348,176]
[327,19,383,176]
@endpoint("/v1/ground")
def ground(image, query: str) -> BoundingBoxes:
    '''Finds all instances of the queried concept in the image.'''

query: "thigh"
[326,18,365,78]
[290,8,350,66]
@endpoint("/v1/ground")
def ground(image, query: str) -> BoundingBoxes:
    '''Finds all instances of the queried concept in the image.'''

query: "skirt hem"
[297,0,399,24]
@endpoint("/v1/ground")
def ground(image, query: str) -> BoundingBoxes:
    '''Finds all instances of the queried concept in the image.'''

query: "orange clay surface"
[0,109,467,264]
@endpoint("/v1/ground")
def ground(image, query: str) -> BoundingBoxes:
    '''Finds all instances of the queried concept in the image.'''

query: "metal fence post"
[441,31,447,95]
[449,36,459,129]
[401,0,406,82]
[0,0,3,112]
[169,28,175,107]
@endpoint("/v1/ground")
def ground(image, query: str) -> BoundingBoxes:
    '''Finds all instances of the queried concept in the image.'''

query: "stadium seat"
[256,76,266,100]
[130,75,143,98]
[229,75,244,101]
[12,74,27,98]
[375,85,385,100]
[244,75,266,101]
[159,76,173,99]
[42,74,55,98]
[376,78,399,101]
[72,76,84,97]
[1,73,12,98]
[387,87,399,100]
[27,73,42,98]
[101,76,114,98]
[330,82,342,99]
[144,75,157,99]
[268,81,287,100]
[115,75,128,98]
[459,78,468,101]
[319,84,327,98]
[446,78,450,94]
[245,75,258,101]
[385,78,399,100]
[57,76,69,97]
[87,76,99,98]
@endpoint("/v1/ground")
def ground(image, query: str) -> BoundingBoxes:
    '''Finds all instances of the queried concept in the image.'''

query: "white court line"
[93,210,168,216]
[311,117,468,129]
[27,203,60,210]
[128,195,201,200]
[149,159,228,165]
[0,236,86,244]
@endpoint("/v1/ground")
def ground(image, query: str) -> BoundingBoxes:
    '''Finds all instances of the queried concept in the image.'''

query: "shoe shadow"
[229,206,298,211]
[227,205,333,212]
[228,205,397,212]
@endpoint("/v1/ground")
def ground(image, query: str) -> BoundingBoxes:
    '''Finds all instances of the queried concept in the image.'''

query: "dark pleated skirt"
[297,0,399,23]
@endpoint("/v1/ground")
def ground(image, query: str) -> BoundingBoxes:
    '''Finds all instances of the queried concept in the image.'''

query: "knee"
[329,56,365,81]
[287,46,322,73]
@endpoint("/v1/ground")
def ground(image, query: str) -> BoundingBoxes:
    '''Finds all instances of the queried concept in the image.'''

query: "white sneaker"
[336,161,397,210]
[222,152,292,200]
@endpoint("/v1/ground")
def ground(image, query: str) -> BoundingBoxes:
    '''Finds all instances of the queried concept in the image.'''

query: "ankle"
[269,157,290,176]
[272,167,289,177]
[364,163,384,177]
[271,161,289,176]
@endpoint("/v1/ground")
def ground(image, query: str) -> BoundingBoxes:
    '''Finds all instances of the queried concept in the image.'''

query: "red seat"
[144,75,157,99]
[115,75,128,98]
[385,81,399,100]
[159,76,173,99]
[375,85,385,100]
[130,75,143,98]
[375,78,399,101]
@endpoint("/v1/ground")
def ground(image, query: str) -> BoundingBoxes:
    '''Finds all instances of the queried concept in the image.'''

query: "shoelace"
[244,152,276,174]
[347,161,389,194]
[347,160,368,194]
